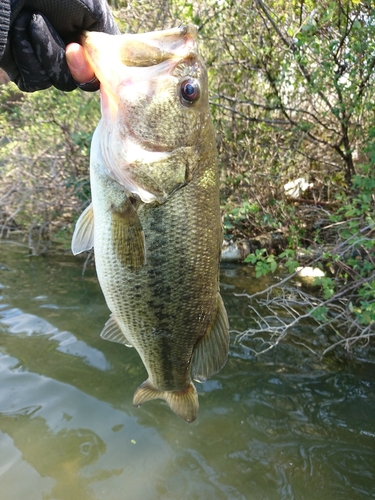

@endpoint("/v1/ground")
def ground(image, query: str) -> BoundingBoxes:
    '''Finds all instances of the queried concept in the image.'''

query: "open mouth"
[82,26,199,131]
[81,24,198,78]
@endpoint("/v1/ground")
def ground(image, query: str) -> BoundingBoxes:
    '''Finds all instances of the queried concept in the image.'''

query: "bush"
[0,83,99,252]
[238,160,375,356]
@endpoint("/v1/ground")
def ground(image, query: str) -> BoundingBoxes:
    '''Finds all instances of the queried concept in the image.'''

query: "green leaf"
[310,306,329,322]
[244,253,257,264]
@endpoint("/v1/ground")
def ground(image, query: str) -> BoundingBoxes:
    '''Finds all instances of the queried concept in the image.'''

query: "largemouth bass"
[72,25,229,422]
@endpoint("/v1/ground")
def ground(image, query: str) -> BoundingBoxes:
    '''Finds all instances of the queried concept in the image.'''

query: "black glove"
[0,0,120,92]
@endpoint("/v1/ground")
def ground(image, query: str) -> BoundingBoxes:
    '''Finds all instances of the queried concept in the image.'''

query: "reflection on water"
[0,240,374,500]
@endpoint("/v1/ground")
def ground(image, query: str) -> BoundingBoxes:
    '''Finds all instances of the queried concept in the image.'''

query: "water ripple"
[0,307,110,372]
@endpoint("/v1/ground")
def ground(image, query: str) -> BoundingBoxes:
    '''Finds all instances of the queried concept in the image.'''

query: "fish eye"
[179,79,200,105]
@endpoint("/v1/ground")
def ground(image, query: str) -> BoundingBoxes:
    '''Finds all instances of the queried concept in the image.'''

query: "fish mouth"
[118,24,198,67]
[81,24,199,126]
[81,24,198,63]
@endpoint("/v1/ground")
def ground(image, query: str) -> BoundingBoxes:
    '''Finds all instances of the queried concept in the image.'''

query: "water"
[0,240,374,500]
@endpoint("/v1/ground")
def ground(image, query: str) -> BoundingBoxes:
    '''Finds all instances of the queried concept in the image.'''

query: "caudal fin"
[133,379,199,423]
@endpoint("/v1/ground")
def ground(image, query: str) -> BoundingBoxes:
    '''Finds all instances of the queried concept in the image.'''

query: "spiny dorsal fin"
[133,379,198,423]
[192,293,229,383]
[111,198,146,271]
[100,313,132,347]
[71,203,94,255]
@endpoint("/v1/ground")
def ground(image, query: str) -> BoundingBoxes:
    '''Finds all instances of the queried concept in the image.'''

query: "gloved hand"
[0,0,120,92]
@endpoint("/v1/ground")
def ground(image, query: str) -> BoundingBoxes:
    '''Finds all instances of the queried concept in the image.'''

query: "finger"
[66,43,95,84]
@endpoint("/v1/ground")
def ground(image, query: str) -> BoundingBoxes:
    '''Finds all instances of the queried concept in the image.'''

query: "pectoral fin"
[100,314,132,347]
[133,379,198,423]
[192,293,229,383]
[71,203,94,255]
[111,198,146,271]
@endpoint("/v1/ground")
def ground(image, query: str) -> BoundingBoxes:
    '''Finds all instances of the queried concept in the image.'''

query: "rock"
[295,266,325,286]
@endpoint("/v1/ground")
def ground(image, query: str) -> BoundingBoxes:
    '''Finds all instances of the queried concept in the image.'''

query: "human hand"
[0,0,119,92]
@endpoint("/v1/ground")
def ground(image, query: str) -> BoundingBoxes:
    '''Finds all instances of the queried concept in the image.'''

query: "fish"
[71,25,229,423]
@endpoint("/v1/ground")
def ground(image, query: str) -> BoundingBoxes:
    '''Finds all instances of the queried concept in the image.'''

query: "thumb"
[66,43,95,84]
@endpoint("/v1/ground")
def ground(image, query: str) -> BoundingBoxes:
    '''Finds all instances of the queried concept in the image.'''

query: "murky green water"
[0,240,374,500]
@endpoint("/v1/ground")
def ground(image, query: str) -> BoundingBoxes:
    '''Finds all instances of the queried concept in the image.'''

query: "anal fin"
[100,313,132,347]
[133,379,198,423]
[192,293,229,383]
[71,203,94,255]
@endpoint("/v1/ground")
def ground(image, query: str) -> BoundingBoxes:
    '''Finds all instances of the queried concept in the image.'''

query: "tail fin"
[133,379,199,423]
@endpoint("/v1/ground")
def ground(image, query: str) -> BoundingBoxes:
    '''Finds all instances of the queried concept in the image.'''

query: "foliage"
[3,0,375,244]
[0,84,99,252]
[204,0,375,234]
[239,160,375,356]
[244,249,277,278]
[0,0,375,353]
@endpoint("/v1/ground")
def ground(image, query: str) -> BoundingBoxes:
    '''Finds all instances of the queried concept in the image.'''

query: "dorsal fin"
[191,293,229,383]
[71,203,94,255]
[100,314,132,347]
